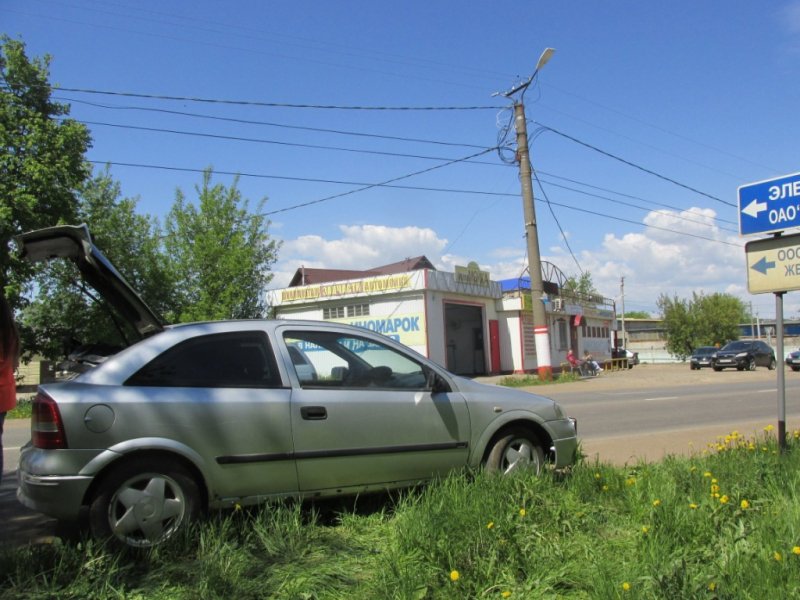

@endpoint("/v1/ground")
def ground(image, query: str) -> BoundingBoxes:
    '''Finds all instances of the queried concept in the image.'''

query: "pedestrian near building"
[0,289,20,484]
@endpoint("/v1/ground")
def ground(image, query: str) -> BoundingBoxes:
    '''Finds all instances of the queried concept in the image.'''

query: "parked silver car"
[16,225,578,548]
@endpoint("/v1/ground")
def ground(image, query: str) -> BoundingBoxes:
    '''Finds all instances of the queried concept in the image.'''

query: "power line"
[57,96,490,149]
[535,122,737,207]
[56,86,504,111]
[532,170,583,274]
[78,119,501,163]
[86,159,741,249]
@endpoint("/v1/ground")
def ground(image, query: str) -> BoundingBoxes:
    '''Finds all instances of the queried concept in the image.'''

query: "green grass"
[7,395,33,419]
[3,429,800,599]
[498,371,581,387]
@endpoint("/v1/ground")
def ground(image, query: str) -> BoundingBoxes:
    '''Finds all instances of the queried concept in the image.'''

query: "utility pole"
[620,276,626,348]
[514,102,552,379]
[498,48,555,380]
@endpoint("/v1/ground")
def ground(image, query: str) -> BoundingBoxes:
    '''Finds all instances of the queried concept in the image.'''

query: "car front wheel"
[748,358,756,371]
[89,458,200,549]
[485,429,545,476]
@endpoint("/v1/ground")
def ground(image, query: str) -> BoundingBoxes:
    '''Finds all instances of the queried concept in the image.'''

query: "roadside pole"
[776,291,786,452]
[513,102,552,380]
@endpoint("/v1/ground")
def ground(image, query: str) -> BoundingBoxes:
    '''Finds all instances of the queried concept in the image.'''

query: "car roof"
[17,224,163,339]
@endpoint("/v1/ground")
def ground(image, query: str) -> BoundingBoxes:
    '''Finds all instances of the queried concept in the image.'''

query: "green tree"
[624,310,651,319]
[164,169,280,322]
[0,36,91,300]
[562,272,597,296]
[20,167,175,358]
[658,292,746,359]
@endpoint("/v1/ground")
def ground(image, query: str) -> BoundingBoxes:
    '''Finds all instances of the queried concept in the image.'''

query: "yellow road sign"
[745,232,800,294]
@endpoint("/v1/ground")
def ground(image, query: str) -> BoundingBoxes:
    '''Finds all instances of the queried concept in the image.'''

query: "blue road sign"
[739,171,800,236]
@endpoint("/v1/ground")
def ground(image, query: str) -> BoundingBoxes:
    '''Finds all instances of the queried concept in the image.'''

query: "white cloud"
[270,224,448,288]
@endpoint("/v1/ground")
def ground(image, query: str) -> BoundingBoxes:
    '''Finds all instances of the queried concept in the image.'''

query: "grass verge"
[2,428,800,599]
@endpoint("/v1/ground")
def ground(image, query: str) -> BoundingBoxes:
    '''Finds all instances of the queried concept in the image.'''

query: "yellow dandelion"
[689,503,698,509]
[710,484,720,493]
[602,484,609,491]
[720,495,729,504]
[450,570,460,582]
[711,478,718,484]
[487,521,495,530]
[652,499,661,507]
[641,526,649,534]
[793,546,800,556]
[502,593,512,599]
[740,499,750,510]
[519,508,526,517]
[764,424,775,432]
[626,477,636,486]
[708,582,717,591]
[774,551,782,562]
[234,503,243,512]
[622,582,631,591]
[595,472,602,479]
[703,471,712,478]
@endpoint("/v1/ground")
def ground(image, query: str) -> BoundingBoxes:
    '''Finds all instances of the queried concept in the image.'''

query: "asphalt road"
[2,362,798,548]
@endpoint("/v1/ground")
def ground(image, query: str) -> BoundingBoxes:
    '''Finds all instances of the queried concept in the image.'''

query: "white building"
[268,257,617,375]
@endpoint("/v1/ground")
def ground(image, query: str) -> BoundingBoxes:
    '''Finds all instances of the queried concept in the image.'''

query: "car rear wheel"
[768,358,776,370]
[89,458,200,549]
[485,429,545,476]
[713,366,723,372]
[793,366,800,372]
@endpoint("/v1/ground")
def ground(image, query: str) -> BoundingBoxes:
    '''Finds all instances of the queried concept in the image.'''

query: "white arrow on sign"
[742,198,767,219]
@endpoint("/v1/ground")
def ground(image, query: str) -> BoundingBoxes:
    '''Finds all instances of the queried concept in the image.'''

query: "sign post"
[739,173,800,454]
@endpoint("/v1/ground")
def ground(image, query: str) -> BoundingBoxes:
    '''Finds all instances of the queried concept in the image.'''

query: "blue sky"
[5,1,800,318]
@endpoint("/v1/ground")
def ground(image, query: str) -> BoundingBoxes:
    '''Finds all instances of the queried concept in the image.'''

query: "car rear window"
[125,331,280,388]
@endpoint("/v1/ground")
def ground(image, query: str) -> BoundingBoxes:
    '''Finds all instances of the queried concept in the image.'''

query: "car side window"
[126,331,280,388]
[284,331,428,390]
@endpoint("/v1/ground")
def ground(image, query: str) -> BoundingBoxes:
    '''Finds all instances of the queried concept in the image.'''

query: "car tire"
[747,358,756,371]
[89,457,200,549]
[485,428,545,476]
[793,366,800,372]
[713,366,723,372]
[768,358,776,371]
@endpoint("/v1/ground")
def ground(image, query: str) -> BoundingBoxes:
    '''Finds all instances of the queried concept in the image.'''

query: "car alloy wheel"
[485,428,545,476]
[90,458,200,548]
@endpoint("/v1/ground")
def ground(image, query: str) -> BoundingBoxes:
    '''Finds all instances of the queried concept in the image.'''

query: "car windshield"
[721,341,750,352]
[694,347,716,356]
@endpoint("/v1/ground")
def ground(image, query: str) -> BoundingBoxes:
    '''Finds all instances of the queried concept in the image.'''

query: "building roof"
[288,256,436,287]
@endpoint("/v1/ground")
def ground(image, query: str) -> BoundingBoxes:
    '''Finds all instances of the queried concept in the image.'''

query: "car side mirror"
[425,369,450,394]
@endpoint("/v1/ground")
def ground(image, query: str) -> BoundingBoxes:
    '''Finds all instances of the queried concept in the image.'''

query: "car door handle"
[300,406,327,420]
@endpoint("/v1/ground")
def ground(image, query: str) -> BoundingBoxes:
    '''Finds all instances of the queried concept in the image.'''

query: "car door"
[280,326,471,492]
[124,329,298,498]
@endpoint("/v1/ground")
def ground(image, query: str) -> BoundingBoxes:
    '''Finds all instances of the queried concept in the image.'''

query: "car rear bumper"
[16,445,100,520]
[17,470,93,520]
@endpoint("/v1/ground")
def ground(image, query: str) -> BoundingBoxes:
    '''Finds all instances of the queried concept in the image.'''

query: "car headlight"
[735,352,748,358]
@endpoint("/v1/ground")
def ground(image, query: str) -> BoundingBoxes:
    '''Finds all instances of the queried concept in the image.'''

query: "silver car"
[16,225,578,548]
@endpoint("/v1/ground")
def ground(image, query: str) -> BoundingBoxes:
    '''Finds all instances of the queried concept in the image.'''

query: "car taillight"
[32,390,68,449]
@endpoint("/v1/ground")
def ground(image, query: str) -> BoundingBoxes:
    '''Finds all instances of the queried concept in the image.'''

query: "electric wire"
[56,96,491,149]
[532,169,583,274]
[535,122,736,207]
[56,86,504,111]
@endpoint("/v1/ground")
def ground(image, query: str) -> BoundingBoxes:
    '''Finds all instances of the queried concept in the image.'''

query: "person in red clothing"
[0,289,20,484]
[566,349,586,375]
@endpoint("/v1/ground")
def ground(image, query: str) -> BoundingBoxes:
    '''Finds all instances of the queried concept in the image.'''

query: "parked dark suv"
[712,340,776,371]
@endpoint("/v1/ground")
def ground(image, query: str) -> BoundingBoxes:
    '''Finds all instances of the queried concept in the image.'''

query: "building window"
[347,303,370,317]
[323,306,346,319]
